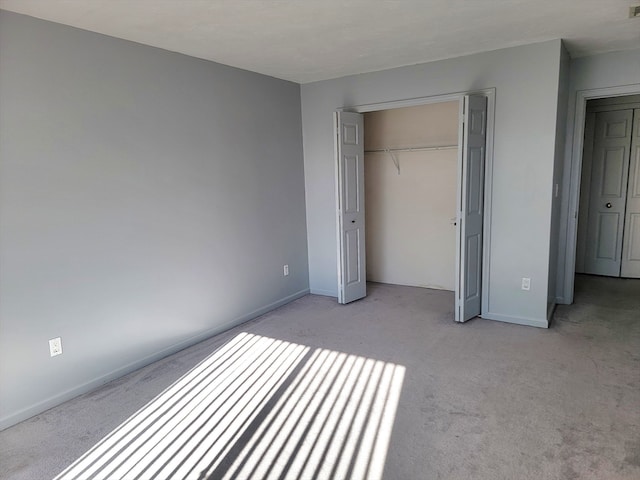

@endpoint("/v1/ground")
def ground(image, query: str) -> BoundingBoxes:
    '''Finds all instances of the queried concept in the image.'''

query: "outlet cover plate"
[49,337,63,357]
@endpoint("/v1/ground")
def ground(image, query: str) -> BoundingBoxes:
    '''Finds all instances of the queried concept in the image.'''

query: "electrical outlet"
[49,337,63,357]
[283,264,289,276]
[521,277,531,291]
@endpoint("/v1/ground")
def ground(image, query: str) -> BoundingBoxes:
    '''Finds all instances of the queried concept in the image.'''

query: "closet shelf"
[364,144,457,175]
[364,144,457,154]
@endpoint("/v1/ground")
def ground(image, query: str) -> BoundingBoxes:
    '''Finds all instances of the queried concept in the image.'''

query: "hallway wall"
[555,48,640,303]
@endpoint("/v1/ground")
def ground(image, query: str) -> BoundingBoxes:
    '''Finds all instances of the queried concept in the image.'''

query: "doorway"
[334,92,492,323]
[575,95,640,279]
[562,83,640,305]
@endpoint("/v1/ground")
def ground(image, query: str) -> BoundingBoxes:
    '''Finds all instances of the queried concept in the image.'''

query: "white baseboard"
[0,288,309,431]
[481,312,549,329]
[309,288,337,297]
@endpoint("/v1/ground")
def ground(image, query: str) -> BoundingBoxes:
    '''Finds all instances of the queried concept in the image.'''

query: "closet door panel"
[621,109,640,278]
[583,109,633,277]
[455,95,486,322]
[335,111,366,303]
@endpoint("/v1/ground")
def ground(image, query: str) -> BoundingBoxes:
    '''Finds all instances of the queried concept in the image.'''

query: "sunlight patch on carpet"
[55,332,405,480]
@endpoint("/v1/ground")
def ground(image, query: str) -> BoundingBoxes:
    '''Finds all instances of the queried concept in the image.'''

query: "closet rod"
[364,144,457,154]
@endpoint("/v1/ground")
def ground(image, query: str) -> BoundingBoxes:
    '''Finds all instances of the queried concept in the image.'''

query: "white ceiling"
[1,0,639,83]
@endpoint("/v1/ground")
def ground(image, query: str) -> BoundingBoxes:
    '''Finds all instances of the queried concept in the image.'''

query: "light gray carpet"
[1,275,639,479]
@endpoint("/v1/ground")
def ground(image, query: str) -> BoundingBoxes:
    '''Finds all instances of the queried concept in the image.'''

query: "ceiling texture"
[1,0,639,83]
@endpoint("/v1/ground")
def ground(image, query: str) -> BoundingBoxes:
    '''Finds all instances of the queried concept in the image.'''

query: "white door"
[335,111,366,304]
[621,109,640,278]
[455,95,487,322]
[584,109,633,276]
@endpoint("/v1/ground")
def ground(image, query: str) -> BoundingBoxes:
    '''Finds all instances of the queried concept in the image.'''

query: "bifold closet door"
[621,109,640,278]
[455,95,487,322]
[334,111,366,304]
[583,109,633,277]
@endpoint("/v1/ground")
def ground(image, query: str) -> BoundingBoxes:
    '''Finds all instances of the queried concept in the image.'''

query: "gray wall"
[301,40,564,327]
[555,48,640,303]
[547,42,571,315]
[0,11,308,429]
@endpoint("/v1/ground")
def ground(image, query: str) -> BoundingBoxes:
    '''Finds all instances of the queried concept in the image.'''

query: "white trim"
[333,112,344,304]
[0,288,310,431]
[310,288,337,297]
[562,83,640,304]
[338,89,496,320]
[587,103,640,113]
[347,91,468,113]
[482,312,549,329]
[455,97,466,321]
[481,90,496,317]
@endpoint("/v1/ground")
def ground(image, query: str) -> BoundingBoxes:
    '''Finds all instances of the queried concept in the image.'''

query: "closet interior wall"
[363,101,459,290]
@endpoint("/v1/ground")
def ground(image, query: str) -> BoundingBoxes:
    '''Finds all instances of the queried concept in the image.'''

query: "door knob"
[605,202,612,208]
[351,220,356,223]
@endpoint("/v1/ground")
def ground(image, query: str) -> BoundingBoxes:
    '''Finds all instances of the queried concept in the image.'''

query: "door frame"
[562,83,640,304]
[336,88,496,317]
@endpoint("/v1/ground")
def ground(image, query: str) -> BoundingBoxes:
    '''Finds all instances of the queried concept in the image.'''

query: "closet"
[363,101,459,290]
[335,94,487,320]
[576,95,640,278]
